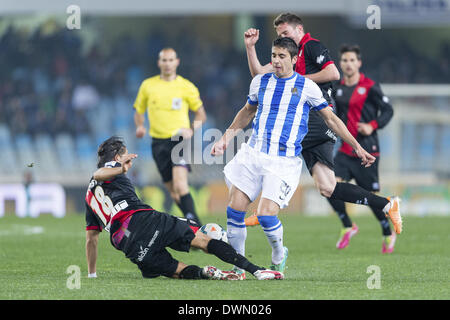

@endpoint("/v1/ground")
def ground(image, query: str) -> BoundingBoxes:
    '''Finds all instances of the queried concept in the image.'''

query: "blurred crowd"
[0,21,449,139]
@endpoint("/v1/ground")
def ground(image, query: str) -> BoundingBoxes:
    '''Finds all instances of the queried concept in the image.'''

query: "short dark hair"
[273,37,298,59]
[273,13,303,28]
[340,44,362,60]
[97,136,126,168]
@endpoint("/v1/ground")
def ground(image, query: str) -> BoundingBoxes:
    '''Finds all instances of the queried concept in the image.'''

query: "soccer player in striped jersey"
[243,13,402,245]
[211,37,375,278]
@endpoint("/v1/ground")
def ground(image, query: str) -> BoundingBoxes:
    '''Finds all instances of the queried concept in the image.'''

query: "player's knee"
[173,181,189,197]
[191,231,210,252]
[318,183,335,198]
[169,191,180,203]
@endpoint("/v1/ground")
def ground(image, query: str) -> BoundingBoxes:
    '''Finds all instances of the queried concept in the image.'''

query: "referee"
[133,48,206,225]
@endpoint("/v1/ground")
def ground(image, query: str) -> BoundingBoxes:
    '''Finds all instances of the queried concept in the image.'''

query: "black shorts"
[116,210,200,278]
[151,137,191,183]
[301,140,335,175]
[334,152,380,192]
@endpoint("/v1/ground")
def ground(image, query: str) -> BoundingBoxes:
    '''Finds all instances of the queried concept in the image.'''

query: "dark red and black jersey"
[294,33,338,147]
[332,73,393,157]
[295,33,335,93]
[85,161,152,233]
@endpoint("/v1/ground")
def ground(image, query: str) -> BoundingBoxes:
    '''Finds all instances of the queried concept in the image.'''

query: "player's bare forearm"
[86,230,100,275]
[304,64,340,83]
[192,106,207,131]
[134,112,145,127]
[93,167,124,181]
[321,110,374,166]
[224,103,257,142]
[246,45,272,77]
[320,108,359,150]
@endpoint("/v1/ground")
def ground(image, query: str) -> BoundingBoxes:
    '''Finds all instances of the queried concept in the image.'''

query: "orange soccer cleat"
[244,213,260,226]
[386,197,402,234]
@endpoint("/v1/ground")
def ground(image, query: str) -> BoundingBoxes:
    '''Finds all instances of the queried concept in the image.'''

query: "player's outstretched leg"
[176,264,236,280]
[191,232,284,280]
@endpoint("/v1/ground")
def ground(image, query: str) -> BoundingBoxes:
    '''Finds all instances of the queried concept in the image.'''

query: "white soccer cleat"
[202,266,240,280]
[253,269,284,280]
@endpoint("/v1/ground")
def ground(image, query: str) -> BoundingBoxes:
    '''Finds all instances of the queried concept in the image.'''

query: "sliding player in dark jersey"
[85,136,283,280]
[329,45,398,253]
[242,13,402,242]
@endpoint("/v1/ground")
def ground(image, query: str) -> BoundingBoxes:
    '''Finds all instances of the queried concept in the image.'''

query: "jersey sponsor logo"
[316,55,325,64]
[137,246,149,262]
[357,87,367,95]
[325,129,337,141]
[137,230,159,262]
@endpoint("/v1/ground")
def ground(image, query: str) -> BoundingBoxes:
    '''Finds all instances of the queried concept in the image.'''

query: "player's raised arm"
[211,102,257,156]
[302,40,340,84]
[93,153,137,181]
[244,28,273,77]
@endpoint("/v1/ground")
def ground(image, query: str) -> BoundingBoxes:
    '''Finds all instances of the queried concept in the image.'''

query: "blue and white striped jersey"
[247,72,329,157]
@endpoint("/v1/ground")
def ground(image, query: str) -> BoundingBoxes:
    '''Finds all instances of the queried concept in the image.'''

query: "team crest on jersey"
[336,88,343,96]
[357,87,366,95]
[291,87,299,96]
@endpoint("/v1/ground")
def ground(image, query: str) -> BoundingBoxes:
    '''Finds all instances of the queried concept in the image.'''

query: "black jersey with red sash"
[332,73,393,157]
[85,161,153,247]
[295,33,335,93]
[295,33,337,147]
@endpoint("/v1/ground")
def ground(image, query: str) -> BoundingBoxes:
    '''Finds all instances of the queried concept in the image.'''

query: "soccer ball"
[200,223,228,243]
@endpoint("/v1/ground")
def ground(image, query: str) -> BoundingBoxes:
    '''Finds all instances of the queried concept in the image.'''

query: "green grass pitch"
[0,213,449,300]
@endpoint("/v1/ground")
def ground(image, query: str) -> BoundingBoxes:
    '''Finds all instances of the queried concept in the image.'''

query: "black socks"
[177,193,202,225]
[329,182,389,210]
[207,239,261,274]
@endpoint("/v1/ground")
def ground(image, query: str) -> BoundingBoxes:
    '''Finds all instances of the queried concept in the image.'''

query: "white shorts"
[223,143,303,209]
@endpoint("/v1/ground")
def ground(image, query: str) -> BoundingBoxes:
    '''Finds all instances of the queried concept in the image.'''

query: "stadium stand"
[0,20,448,185]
